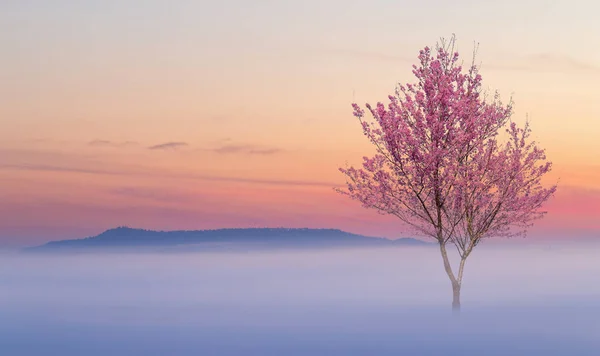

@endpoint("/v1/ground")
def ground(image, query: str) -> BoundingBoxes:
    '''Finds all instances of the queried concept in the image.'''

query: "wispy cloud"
[524,53,599,73]
[481,53,600,74]
[322,46,600,75]
[148,142,189,150]
[192,174,332,187]
[88,140,138,148]
[110,187,199,204]
[88,140,112,146]
[0,163,337,187]
[0,163,131,176]
[211,144,282,155]
[323,47,414,63]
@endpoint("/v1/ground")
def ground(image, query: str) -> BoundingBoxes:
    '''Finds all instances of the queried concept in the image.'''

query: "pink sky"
[1,1,599,246]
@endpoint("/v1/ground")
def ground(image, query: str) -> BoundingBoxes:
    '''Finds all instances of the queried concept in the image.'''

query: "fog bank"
[1,244,599,355]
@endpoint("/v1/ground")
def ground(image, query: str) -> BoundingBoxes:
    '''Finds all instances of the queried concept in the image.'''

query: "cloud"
[109,187,198,204]
[88,140,112,146]
[0,163,131,176]
[323,47,414,63]
[88,140,138,148]
[525,53,600,73]
[190,174,331,187]
[148,142,189,150]
[321,46,600,75]
[24,138,72,146]
[211,144,282,155]
[0,163,337,188]
[476,53,600,74]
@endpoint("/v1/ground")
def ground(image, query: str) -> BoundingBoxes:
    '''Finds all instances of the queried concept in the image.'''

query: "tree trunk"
[452,281,461,313]
[439,242,466,313]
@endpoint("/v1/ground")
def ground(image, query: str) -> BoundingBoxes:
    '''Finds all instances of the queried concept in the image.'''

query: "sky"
[1,0,599,246]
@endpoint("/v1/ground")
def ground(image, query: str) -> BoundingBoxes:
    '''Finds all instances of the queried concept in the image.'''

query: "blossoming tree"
[337,37,557,311]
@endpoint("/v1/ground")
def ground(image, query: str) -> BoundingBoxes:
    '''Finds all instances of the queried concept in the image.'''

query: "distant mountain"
[23,227,430,252]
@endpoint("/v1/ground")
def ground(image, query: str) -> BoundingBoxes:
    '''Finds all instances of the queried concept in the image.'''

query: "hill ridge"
[24,226,430,252]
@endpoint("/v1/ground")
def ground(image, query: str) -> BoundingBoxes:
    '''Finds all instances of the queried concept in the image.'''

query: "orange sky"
[1,1,599,246]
